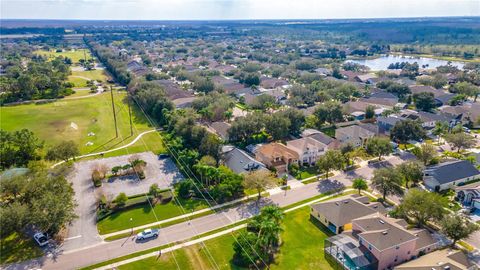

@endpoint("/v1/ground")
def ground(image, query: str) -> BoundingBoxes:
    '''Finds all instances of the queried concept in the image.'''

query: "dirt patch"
[49,120,68,132]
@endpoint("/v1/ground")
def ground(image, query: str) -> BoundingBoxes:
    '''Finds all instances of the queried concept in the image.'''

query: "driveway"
[61,152,184,252]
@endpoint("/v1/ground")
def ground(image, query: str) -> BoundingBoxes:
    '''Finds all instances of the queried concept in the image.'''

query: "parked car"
[136,228,159,240]
[33,232,48,247]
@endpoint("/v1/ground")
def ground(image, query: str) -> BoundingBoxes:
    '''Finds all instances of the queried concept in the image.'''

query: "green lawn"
[0,232,44,264]
[117,205,334,270]
[68,70,110,87]
[0,91,157,155]
[292,166,320,180]
[97,197,211,235]
[34,49,92,63]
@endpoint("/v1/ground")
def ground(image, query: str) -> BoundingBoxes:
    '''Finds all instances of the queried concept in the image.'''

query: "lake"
[346,55,465,71]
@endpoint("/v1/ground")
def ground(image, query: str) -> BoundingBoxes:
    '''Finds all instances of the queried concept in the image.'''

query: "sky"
[1,0,479,20]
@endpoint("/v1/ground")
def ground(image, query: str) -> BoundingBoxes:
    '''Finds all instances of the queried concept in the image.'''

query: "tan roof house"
[287,137,328,165]
[255,142,299,174]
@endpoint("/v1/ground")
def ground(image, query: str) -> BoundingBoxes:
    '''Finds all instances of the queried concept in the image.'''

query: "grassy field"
[0,232,43,264]
[117,205,334,270]
[34,49,92,63]
[0,91,161,155]
[292,166,320,180]
[97,197,211,234]
[68,70,110,87]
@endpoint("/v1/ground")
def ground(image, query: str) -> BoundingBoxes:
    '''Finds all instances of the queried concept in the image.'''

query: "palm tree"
[352,178,368,195]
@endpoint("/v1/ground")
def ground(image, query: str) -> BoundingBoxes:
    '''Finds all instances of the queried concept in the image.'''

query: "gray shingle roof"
[425,160,480,185]
[222,147,267,174]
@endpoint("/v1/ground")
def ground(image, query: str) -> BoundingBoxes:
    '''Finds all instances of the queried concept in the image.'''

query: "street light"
[130,217,133,235]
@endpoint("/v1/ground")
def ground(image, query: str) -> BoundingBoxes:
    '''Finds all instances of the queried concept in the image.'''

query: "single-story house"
[377,116,403,135]
[423,160,480,191]
[209,121,231,141]
[221,146,267,174]
[310,196,386,234]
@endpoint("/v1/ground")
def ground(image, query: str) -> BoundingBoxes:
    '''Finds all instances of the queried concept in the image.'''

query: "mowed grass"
[0,232,44,264]
[34,49,92,63]
[69,70,110,87]
[117,206,334,270]
[97,198,211,235]
[0,91,158,155]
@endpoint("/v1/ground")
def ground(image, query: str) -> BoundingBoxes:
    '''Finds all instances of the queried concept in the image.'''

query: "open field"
[0,91,161,155]
[34,49,92,63]
[117,205,334,270]
[68,69,110,87]
[0,232,43,264]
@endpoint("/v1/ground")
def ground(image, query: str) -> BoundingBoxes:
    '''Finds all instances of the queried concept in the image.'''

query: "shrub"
[160,191,173,204]
[114,192,128,207]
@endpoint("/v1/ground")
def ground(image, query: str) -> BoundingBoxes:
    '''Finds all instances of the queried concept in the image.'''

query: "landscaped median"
[82,189,356,270]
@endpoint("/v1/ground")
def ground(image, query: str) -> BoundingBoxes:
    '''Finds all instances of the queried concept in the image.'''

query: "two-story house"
[286,137,328,166]
[335,124,377,147]
[255,142,299,174]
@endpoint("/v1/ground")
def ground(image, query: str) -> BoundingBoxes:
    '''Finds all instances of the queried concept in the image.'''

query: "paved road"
[6,154,411,270]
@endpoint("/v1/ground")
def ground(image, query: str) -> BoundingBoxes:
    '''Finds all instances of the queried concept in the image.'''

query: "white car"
[136,229,159,240]
[33,232,48,247]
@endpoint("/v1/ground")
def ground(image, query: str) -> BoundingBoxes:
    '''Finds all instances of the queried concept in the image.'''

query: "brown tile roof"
[256,142,299,160]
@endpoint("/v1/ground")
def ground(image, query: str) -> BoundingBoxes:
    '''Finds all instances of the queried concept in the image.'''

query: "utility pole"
[110,86,118,138]
[128,100,133,136]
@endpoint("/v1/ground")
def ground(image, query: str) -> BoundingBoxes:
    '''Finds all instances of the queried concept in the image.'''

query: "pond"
[346,54,465,71]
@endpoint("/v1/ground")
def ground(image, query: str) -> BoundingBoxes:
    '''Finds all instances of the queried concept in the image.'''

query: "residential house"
[172,97,198,109]
[455,181,480,211]
[310,196,386,234]
[335,125,376,147]
[154,80,195,101]
[351,215,439,270]
[259,77,289,90]
[314,67,332,76]
[286,137,328,165]
[409,85,455,106]
[377,116,403,135]
[127,60,149,76]
[355,74,377,84]
[209,121,231,141]
[255,142,299,174]
[394,249,476,270]
[416,111,454,129]
[439,103,480,128]
[423,160,480,191]
[221,146,267,175]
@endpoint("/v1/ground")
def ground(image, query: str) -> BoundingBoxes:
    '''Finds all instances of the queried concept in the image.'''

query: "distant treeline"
[0,27,65,35]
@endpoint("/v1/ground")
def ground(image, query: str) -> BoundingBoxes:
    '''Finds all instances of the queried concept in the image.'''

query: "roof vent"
[382,231,388,235]
[335,202,339,206]
[379,220,385,224]
[444,266,450,270]
[343,200,349,204]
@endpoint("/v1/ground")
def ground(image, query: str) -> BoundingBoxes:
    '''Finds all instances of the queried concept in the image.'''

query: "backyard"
[116,205,334,270]
[0,90,161,155]
[68,70,110,87]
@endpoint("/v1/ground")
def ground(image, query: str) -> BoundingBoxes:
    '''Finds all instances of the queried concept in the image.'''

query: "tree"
[45,140,80,162]
[365,105,375,119]
[445,132,475,153]
[413,92,436,112]
[149,184,160,198]
[390,119,426,145]
[176,179,195,198]
[451,82,480,102]
[397,189,447,227]
[264,114,290,140]
[233,205,284,268]
[441,213,479,246]
[365,137,392,160]
[276,108,305,136]
[0,129,44,169]
[352,178,368,195]
[396,161,424,188]
[371,168,403,200]
[432,121,449,143]
[316,150,346,179]
[412,143,438,165]
[340,143,355,166]
[114,192,128,207]
[0,163,77,236]
[244,170,277,202]
[313,101,344,127]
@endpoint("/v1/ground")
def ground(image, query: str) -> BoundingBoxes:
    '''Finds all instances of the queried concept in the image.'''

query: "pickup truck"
[136,228,159,240]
